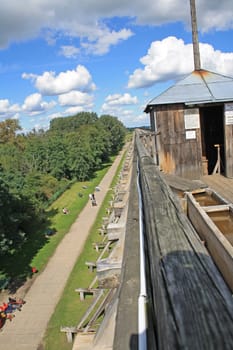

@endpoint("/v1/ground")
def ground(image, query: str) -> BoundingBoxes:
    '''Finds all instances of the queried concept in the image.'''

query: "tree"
[0,119,22,143]
[98,115,126,154]
[0,112,127,256]
[49,112,98,133]
[0,177,34,255]
[63,131,95,180]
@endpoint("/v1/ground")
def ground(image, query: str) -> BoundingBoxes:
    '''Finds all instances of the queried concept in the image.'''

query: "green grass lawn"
[31,164,111,273]
[41,152,126,350]
[0,163,113,288]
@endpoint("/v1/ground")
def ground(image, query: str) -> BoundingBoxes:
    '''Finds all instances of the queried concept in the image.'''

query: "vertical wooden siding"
[155,104,202,179]
[225,123,233,178]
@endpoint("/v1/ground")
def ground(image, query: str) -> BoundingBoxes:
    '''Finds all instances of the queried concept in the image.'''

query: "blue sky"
[1,0,233,132]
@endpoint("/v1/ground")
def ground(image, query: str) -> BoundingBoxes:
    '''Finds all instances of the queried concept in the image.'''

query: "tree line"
[0,113,126,257]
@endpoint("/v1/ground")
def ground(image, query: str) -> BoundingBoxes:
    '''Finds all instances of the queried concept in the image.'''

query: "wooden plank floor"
[162,173,207,192]
[139,159,233,349]
[201,174,233,204]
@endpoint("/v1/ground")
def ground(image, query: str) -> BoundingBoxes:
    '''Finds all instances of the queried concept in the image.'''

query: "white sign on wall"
[186,130,196,139]
[225,103,233,125]
[184,109,200,129]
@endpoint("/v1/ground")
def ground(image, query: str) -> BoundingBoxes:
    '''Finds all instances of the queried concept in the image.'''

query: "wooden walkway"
[134,136,233,349]
[201,174,233,204]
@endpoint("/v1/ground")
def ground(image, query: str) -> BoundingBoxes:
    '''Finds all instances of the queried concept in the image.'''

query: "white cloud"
[48,112,63,121]
[101,103,119,115]
[120,111,149,127]
[48,105,92,122]
[81,28,133,55]
[101,93,138,118]
[59,45,80,58]
[0,1,233,52]
[64,106,90,115]
[22,65,96,95]
[100,92,142,126]
[22,93,56,114]
[0,99,21,117]
[0,99,10,113]
[58,91,94,108]
[199,44,233,75]
[105,93,138,106]
[127,36,233,88]
[195,1,233,32]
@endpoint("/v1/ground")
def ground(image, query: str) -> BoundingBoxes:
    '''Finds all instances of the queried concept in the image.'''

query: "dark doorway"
[200,105,225,175]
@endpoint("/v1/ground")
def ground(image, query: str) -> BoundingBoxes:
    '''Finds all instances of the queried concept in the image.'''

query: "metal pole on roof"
[190,0,201,70]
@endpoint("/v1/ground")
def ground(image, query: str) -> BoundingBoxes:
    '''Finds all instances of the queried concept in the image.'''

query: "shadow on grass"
[0,158,114,293]
[0,207,59,292]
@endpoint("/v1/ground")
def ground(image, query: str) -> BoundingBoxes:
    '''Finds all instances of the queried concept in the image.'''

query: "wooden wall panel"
[155,104,202,179]
[225,124,233,178]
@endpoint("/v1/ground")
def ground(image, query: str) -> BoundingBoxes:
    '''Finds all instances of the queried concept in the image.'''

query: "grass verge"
[31,163,112,273]
[42,149,126,350]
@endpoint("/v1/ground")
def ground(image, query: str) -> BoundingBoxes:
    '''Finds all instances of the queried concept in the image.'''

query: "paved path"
[0,149,125,350]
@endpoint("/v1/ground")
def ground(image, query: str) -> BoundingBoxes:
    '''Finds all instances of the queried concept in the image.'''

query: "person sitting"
[62,207,69,214]
[8,297,26,305]
[0,303,16,317]
[31,266,38,274]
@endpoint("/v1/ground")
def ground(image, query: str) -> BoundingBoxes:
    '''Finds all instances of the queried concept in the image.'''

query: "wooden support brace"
[202,204,230,213]
[92,242,107,252]
[98,228,106,236]
[85,261,96,272]
[106,208,111,215]
[75,288,99,301]
[60,326,77,343]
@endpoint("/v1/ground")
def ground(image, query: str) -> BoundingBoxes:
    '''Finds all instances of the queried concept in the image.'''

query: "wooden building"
[144,69,233,179]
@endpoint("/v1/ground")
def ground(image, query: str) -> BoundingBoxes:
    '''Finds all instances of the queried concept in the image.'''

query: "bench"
[75,288,99,301]
[102,216,109,225]
[106,208,111,215]
[60,326,77,343]
[85,261,96,272]
[98,228,106,236]
[92,242,109,252]
[61,290,104,342]
[101,224,107,230]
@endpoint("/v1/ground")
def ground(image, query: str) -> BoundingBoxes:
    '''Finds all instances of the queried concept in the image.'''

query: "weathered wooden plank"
[201,174,233,204]
[162,172,207,192]
[202,204,230,213]
[186,192,233,292]
[77,289,105,330]
[155,105,202,179]
[225,123,233,177]
[85,261,96,272]
[83,289,115,333]
[136,134,233,349]
[75,288,99,301]
[60,326,77,343]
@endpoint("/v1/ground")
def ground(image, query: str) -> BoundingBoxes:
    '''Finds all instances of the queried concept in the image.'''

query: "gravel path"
[0,150,124,350]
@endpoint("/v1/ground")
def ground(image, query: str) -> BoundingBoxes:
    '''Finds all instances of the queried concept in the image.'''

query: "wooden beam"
[190,0,201,70]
